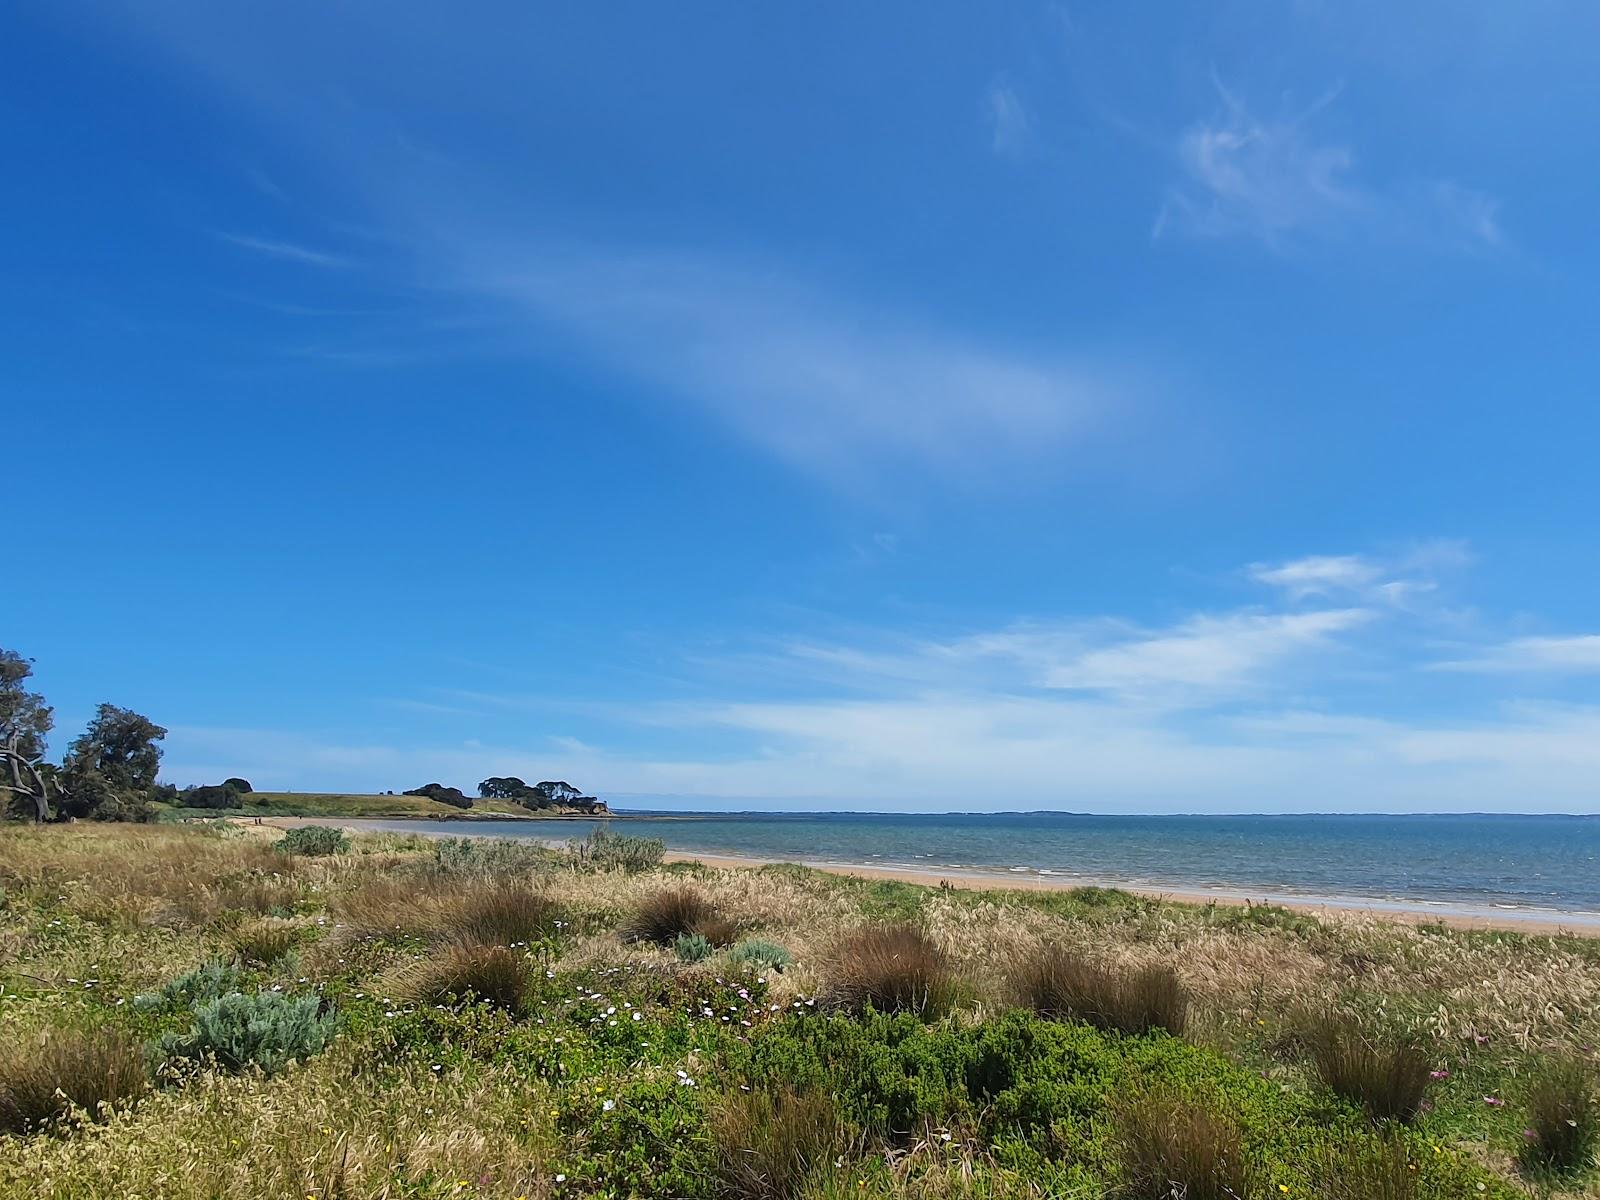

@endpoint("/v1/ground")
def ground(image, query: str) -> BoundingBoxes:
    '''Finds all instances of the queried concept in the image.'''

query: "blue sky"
[5,2,1599,812]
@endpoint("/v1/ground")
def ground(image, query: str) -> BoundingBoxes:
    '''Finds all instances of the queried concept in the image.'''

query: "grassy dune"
[1,823,1596,1198]
[169,791,548,819]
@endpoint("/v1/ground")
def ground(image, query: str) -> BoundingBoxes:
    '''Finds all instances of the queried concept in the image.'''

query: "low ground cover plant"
[273,825,347,857]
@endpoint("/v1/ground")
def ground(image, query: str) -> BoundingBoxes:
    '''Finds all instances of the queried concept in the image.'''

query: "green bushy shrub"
[156,990,336,1075]
[675,932,715,963]
[564,827,666,873]
[274,825,348,857]
[134,960,244,1010]
[728,939,793,972]
[433,836,556,876]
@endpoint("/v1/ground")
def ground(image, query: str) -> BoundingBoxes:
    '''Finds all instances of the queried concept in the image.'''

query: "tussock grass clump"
[157,991,337,1076]
[729,938,793,972]
[1113,1086,1253,1200]
[334,876,442,941]
[823,923,958,1020]
[713,1087,844,1200]
[440,881,561,947]
[625,885,727,947]
[1520,1058,1597,1172]
[393,944,529,1011]
[1013,947,1188,1036]
[1303,1013,1432,1123]
[228,916,303,965]
[0,1028,149,1134]
[1316,1132,1419,1200]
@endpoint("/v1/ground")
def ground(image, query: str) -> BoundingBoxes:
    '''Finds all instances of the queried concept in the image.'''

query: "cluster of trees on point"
[480,776,607,813]
[2,647,173,823]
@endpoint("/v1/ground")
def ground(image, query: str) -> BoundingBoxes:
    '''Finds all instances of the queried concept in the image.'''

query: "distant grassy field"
[167,791,554,820]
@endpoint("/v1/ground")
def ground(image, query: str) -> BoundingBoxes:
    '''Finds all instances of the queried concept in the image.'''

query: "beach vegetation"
[729,938,793,972]
[391,942,530,1011]
[0,1028,148,1133]
[1519,1057,1597,1172]
[712,1087,845,1200]
[1112,1085,1253,1200]
[823,923,958,1020]
[1012,946,1189,1035]
[1303,1012,1433,1122]
[674,931,715,962]
[274,824,347,857]
[625,884,724,946]
[155,990,337,1076]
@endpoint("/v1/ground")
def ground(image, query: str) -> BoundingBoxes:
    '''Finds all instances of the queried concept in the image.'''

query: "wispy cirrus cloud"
[1155,81,1504,253]
[216,231,353,268]
[452,242,1146,487]
[984,79,1034,158]
[1431,634,1600,675]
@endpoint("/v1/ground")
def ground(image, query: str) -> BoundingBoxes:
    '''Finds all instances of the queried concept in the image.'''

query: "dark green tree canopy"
[0,648,54,761]
[66,703,167,792]
[479,776,528,799]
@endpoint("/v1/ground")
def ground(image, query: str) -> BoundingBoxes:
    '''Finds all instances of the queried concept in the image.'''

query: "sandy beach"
[240,815,1600,937]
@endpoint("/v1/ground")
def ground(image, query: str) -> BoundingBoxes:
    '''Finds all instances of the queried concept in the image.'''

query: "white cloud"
[454,243,1142,487]
[215,231,352,268]
[157,545,1600,812]
[1156,83,1503,252]
[985,80,1034,157]
[1432,635,1600,675]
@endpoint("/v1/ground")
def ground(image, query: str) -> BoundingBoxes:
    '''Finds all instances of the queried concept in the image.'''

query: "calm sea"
[344,812,1600,924]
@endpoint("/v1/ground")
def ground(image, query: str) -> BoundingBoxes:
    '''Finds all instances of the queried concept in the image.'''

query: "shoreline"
[248,815,1600,937]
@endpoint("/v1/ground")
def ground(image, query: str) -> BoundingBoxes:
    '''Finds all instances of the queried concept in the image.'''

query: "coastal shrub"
[1519,1058,1597,1172]
[432,836,555,876]
[1316,1132,1420,1200]
[135,959,244,1009]
[1112,1085,1253,1200]
[274,825,347,857]
[1304,1013,1432,1123]
[1013,947,1188,1036]
[729,938,793,973]
[394,943,528,1011]
[156,991,336,1076]
[822,923,958,1020]
[227,916,303,965]
[0,1028,149,1133]
[569,827,666,872]
[713,1087,844,1200]
[675,932,715,962]
[626,885,723,946]
[441,881,562,947]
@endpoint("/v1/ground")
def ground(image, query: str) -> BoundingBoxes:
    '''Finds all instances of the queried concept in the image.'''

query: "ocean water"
[349,812,1600,922]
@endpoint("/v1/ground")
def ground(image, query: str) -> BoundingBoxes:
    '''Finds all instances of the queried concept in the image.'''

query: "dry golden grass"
[389,943,531,1011]
[0,1045,559,1199]
[0,1027,148,1134]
